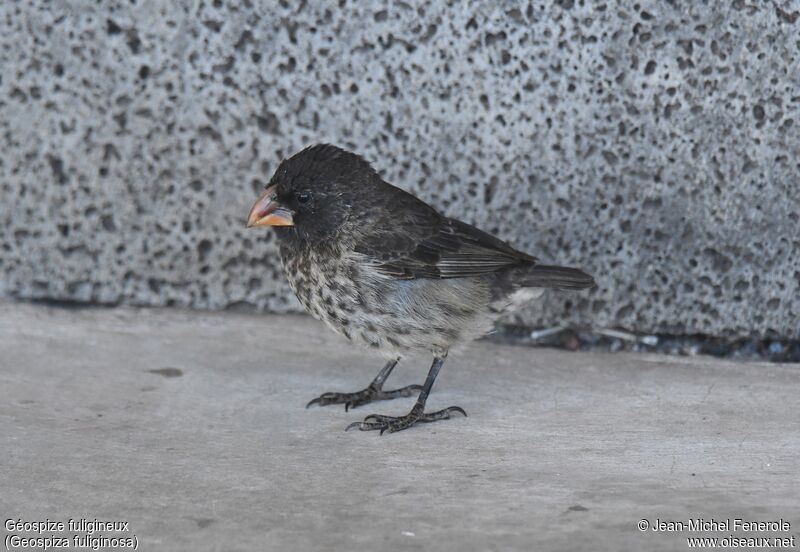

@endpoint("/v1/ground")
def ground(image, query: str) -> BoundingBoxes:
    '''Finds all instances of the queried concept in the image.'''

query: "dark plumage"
[247,144,594,434]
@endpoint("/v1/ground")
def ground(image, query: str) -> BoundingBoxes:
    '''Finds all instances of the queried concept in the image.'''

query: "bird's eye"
[296,191,312,204]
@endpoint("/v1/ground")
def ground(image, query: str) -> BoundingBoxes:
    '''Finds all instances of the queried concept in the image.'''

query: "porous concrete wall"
[1,1,798,338]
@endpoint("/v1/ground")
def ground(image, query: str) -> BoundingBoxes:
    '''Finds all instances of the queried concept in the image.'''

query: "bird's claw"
[345,405,467,435]
[306,384,423,410]
[305,392,347,409]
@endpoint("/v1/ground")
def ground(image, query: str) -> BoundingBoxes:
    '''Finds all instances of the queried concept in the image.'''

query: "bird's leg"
[346,353,467,435]
[306,358,423,411]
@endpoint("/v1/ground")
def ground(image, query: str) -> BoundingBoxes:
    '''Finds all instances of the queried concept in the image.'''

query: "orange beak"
[246,185,294,228]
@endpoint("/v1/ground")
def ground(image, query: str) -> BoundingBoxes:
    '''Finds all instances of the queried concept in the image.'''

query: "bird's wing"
[354,197,537,280]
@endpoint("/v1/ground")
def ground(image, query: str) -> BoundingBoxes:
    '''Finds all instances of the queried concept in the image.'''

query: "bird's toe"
[308,382,423,411]
[345,405,467,435]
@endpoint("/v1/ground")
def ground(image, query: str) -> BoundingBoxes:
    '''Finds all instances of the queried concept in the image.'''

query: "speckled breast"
[278,242,361,339]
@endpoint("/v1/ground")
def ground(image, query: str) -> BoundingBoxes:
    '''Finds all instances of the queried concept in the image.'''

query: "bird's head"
[246,144,373,242]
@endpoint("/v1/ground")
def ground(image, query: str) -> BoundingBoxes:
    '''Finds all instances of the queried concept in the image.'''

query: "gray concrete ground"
[1,302,798,551]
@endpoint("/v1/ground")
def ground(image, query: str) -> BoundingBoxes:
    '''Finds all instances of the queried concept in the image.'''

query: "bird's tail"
[515,264,595,290]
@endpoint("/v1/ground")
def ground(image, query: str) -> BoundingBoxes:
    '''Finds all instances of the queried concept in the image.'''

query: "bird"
[246,144,594,434]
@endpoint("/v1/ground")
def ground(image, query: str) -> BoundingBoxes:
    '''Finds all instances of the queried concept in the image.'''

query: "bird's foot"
[345,404,467,435]
[306,383,423,411]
